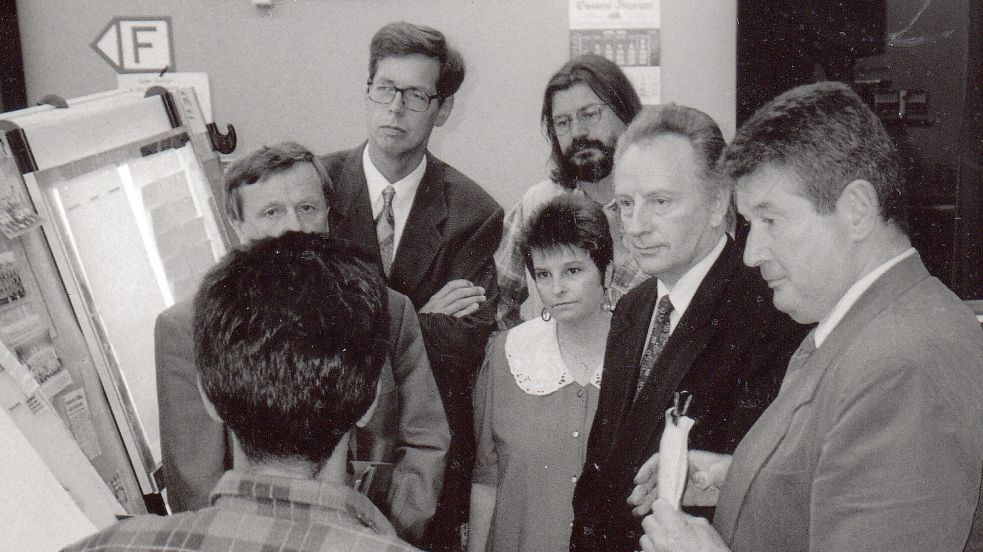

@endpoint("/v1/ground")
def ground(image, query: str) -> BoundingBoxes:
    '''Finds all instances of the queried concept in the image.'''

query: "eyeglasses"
[551,103,610,136]
[366,82,440,113]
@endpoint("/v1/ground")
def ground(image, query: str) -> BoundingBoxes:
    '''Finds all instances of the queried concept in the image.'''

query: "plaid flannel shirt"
[62,471,419,552]
[494,179,649,330]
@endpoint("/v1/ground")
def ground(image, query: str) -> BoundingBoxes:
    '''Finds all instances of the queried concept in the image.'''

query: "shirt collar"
[210,470,395,535]
[363,144,427,214]
[504,317,603,395]
[656,234,728,325]
[814,247,916,348]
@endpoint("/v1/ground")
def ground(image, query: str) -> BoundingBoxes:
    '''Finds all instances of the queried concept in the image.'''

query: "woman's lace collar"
[504,317,602,396]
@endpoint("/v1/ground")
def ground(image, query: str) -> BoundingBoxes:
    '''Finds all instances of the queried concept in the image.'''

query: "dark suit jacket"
[156,289,450,540]
[321,146,503,445]
[714,253,983,551]
[570,237,809,552]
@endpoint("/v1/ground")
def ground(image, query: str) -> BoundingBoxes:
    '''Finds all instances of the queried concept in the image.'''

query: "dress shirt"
[814,247,916,347]
[62,470,418,551]
[363,145,426,254]
[649,234,728,337]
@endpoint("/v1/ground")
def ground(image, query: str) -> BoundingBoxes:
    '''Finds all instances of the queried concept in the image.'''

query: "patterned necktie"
[635,295,674,400]
[376,185,396,277]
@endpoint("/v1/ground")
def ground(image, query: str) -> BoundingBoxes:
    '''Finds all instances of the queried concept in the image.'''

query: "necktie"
[376,185,396,277]
[778,329,817,393]
[635,295,674,399]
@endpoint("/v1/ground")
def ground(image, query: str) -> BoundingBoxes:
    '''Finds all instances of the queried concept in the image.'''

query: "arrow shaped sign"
[91,17,174,74]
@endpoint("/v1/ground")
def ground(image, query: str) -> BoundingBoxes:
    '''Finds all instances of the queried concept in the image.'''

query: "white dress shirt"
[814,247,916,347]
[363,144,427,254]
[648,234,728,337]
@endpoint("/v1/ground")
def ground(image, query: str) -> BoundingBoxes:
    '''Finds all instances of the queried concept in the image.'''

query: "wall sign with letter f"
[91,17,175,74]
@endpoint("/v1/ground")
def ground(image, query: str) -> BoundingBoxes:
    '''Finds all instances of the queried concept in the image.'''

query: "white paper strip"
[656,407,695,511]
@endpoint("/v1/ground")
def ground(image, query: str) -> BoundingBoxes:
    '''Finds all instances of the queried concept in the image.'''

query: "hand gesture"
[627,449,733,516]
[639,501,730,552]
[420,279,485,318]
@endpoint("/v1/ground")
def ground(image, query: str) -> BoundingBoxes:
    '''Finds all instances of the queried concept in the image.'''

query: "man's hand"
[628,450,733,516]
[639,502,731,552]
[420,279,485,318]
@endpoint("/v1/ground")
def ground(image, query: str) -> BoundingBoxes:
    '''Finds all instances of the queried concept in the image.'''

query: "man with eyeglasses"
[494,54,648,330]
[319,21,503,552]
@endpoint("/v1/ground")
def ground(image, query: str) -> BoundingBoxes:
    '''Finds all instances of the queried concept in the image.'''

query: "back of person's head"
[518,193,613,277]
[223,142,332,223]
[369,21,466,100]
[542,54,641,161]
[193,231,389,466]
[616,104,733,227]
[720,81,907,233]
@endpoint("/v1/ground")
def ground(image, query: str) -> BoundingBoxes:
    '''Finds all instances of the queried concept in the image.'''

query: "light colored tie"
[635,295,674,399]
[376,185,396,277]
[778,329,817,393]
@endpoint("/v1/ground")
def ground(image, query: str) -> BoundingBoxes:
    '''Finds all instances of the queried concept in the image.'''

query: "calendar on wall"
[569,0,661,104]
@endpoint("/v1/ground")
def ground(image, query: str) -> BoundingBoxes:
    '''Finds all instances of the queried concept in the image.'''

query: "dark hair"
[542,54,642,186]
[223,142,332,222]
[615,104,734,228]
[369,21,466,99]
[518,194,614,279]
[193,231,389,465]
[721,81,907,233]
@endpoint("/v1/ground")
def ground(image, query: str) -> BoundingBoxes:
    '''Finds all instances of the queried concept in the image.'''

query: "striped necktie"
[376,185,396,277]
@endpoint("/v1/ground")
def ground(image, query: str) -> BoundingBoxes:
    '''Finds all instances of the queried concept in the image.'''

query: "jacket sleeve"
[417,204,504,387]
[384,293,451,540]
[155,305,229,512]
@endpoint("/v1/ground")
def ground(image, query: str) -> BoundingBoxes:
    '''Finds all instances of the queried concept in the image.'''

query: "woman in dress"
[469,194,615,552]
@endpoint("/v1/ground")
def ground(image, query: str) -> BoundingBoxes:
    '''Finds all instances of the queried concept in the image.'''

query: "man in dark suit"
[319,22,503,551]
[157,142,450,542]
[638,83,983,552]
[569,104,808,551]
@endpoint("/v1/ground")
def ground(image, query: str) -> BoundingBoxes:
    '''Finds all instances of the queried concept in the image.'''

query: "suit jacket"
[321,146,503,445]
[570,237,809,552]
[156,289,450,540]
[713,253,983,552]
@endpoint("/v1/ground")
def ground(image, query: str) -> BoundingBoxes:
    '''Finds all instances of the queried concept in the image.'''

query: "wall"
[16,0,734,208]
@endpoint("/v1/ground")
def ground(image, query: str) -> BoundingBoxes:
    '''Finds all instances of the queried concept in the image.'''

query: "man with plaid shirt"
[495,54,647,330]
[63,233,418,552]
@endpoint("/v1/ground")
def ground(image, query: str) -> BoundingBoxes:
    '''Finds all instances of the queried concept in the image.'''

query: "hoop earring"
[601,287,614,312]
[541,308,552,322]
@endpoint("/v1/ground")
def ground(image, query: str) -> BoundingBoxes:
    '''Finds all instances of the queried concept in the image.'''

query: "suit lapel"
[388,153,447,294]
[614,238,741,464]
[329,144,384,269]
[714,253,931,540]
[603,280,660,452]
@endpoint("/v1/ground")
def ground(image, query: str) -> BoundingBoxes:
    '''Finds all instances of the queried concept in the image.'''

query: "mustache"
[558,137,616,184]
[567,137,612,157]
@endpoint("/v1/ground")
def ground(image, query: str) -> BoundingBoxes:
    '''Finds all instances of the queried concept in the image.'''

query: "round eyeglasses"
[551,103,610,136]
[367,82,440,113]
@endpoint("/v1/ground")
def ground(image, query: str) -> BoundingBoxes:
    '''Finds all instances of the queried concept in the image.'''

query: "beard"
[556,137,616,187]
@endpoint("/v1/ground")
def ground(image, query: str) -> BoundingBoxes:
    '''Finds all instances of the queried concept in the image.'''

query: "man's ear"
[434,95,454,127]
[197,377,223,424]
[231,218,247,243]
[708,186,730,229]
[836,179,879,240]
[355,379,384,429]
